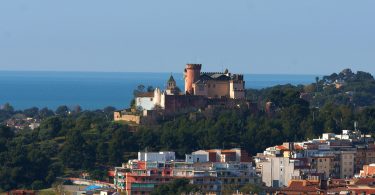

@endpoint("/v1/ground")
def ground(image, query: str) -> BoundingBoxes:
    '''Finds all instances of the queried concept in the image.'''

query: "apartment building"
[114,149,259,195]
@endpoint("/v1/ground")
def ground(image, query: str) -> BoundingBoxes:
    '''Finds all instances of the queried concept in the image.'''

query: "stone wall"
[163,95,207,114]
[114,112,141,124]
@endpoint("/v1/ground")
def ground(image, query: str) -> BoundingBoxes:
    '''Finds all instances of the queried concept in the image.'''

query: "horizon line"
[0,69,332,76]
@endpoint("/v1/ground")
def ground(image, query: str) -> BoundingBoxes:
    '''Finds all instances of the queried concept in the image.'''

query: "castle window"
[208,84,211,88]
[150,98,153,101]
[213,84,215,88]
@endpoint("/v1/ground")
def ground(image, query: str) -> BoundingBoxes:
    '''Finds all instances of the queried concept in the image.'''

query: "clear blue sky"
[0,0,374,74]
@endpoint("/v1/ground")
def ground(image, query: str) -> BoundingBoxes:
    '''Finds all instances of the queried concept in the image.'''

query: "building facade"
[114,149,259,195]
[259,157,302,188]
[256,130,374,188]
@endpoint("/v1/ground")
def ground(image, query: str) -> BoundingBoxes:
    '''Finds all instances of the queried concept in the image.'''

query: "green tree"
[23,107,39,118]
[38,117,62,140]
[60,130,94,169]
[151,179,199,195]
[55,105,69,116]
[240,183,262,194]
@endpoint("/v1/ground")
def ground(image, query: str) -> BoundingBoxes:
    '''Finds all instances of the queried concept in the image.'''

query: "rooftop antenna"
[354,121,358,131]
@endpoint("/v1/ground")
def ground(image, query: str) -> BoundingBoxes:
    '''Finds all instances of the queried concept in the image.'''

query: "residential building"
[258,157,302,188]
[138,151,175,162]
[339,151,355,178]
[114,149,259,195]
[186,148,252,163]
[359,164,375,178]
[257,129,374,185]
[310,155,334,179]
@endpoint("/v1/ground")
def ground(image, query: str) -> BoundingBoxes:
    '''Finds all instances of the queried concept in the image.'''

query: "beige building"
[340,151,355,178]
[310,156,334,179]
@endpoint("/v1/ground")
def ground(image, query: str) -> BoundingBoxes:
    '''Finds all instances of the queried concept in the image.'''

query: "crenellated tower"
[184,64,201,94]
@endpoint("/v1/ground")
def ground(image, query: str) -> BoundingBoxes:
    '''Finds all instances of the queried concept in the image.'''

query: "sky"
[0,0,374,74]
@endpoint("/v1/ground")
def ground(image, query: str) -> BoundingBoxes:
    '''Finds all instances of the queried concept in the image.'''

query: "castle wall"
[114,112,141,124]
[114,112,122,121]
[230,80,245,99]
[163,95,207,114]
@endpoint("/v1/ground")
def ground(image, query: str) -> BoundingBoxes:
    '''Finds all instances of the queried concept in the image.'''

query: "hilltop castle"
[114,64,247,124]
[184,64,245,99]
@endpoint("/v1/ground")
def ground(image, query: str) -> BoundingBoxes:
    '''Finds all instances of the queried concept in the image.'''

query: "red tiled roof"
[280,185,318,192]
[353,178,375,185]
[327,187,349,193]
[136,92,154,97]
[280,180,320,192]
[275,145,288,150]
[221,150,236,153]
[294,145,304,150]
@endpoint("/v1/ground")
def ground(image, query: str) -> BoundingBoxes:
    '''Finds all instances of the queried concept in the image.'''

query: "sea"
[0,71,318,110]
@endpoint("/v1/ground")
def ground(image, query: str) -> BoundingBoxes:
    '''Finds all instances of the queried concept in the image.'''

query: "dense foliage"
[0,69,374,191]
[150,179,199,195]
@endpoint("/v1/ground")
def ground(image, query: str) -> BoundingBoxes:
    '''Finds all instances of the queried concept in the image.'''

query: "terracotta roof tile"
[136,92,154,98]
[353,178,375,185]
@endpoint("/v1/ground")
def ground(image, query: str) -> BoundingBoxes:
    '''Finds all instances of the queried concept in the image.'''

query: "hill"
[1,69,375,191]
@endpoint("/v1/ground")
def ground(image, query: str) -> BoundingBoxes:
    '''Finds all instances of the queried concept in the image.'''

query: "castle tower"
[184,64,201,94]
[153,88,161,106]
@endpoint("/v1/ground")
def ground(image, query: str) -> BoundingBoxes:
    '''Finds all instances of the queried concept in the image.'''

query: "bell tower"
[167,74,176,90]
